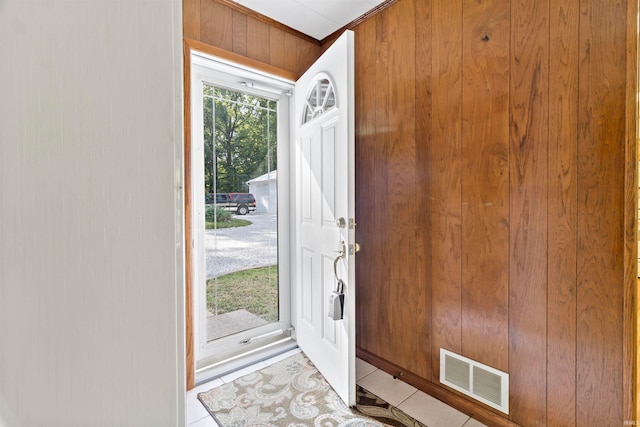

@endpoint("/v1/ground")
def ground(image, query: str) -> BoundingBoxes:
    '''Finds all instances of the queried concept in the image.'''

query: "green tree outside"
[203,85,277,195]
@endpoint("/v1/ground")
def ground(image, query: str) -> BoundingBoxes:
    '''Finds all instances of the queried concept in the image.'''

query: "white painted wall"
[0,1,185,426]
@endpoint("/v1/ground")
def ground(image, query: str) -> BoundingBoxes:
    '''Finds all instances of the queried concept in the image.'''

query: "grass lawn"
[206,218,251,229]
[207,266,279,322]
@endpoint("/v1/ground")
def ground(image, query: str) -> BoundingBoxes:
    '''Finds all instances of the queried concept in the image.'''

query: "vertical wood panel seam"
[541,0,552,420]
[431,0,436,373]
[574,1,579,418]
[575,1,580,424]
[546,0,550,419]
[545,1,551,421]
[430,0,434,379]
[507,0,512,395]
[427,0,439,372]
[544,0,549,421]
[624,0,638,419]
[459,0,465,356]
[630,1,639,421]
[428,0,433,377]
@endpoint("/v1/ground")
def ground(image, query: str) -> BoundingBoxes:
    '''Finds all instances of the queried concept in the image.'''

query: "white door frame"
[190,51,295,373]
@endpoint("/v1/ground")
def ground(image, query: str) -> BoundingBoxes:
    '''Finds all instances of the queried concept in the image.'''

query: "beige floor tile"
[357,368,417,407]
[187,379,223,424]
[186,395,210,425]
[188,414,218,427]
[398,390,470,427]
[356,358,378,381]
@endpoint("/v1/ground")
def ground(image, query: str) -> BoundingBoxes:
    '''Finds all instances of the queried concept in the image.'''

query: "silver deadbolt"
[336,217,346,228]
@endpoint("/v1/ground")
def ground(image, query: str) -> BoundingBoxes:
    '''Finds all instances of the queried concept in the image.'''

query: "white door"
[293,31,356,406]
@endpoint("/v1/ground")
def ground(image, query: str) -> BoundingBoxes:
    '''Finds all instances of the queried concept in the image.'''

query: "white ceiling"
[232,0,387,40]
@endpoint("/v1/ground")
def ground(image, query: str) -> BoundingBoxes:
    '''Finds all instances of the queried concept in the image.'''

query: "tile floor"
[186,348,486,427]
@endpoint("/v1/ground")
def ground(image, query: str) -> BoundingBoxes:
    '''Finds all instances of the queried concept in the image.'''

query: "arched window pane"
[302,78,336,124]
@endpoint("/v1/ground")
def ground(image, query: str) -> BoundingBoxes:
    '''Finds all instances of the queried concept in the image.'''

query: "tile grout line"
[187,397,212,426]
[396,389,418,407]
[355,367,379,384]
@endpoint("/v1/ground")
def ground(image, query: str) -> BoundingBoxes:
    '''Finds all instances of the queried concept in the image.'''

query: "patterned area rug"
[198,352,426,427]
[354,386,426,427]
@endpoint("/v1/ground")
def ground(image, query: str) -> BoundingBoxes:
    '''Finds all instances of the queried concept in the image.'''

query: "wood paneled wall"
[349,0,637,425]
[182,0,636,422]
[183,0,321,77]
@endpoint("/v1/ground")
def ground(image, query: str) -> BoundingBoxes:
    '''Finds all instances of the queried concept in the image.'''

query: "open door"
[293,30,356,406]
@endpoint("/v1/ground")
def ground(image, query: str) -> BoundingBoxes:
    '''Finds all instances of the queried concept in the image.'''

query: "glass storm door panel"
[201,85,279,342]
[191,55,292,368]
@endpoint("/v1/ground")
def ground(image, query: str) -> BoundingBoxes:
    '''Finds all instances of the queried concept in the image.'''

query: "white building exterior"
[247,170,277,214]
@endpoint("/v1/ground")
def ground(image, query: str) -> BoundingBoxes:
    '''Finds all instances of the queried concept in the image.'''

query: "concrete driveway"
[205,212,278,279]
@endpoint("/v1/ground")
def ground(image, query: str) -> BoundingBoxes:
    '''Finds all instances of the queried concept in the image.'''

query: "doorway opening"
[184,31,356,401]
[189,50,295,383]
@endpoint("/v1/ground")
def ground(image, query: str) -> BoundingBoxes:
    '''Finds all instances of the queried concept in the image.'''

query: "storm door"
[190,53,294,377]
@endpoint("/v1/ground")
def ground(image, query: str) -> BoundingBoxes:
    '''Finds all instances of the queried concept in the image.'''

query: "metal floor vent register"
[439,348,509,414]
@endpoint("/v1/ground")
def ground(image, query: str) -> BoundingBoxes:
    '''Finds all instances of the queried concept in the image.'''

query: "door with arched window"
[293,30,356,406]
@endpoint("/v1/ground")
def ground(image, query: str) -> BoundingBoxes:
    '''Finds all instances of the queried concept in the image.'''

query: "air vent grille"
[444,354,470,390]
[440,348,509,414]
[473,365,502,406]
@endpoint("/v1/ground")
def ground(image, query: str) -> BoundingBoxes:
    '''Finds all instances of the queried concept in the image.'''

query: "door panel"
[322,121,338,226]
[301,249,314,323]
[293,30,355,406]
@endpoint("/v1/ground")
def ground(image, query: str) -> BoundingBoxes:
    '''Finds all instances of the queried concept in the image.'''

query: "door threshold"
[194,337,298,386]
